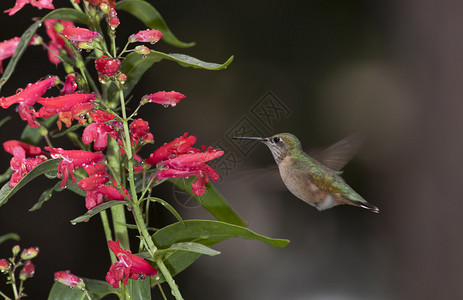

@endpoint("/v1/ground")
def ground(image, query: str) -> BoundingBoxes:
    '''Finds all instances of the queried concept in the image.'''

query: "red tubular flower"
[95,55,121,77]
[45,147,103,187]
[7,145,47,188]
[129,118,153,145]
[3,140,44,156]
[82,110,119,150]
[61,27,102,43]
[146,133,196,166]
[142,91,185,107]
[54,270,85,289]
[129,29,163,44]
[105,241,157,289]
[0,77,58,109]
[5,0,55,16]
[0,76,59,127]
[37,93,96,129]
[45,20,75,65]
[19,261,35,280]
[0,36,41,73]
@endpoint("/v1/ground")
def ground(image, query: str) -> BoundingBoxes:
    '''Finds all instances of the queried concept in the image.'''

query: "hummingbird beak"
[232,136,268,142]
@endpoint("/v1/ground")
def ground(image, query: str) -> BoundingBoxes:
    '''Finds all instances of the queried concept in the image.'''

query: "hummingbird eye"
[273,137,281,143]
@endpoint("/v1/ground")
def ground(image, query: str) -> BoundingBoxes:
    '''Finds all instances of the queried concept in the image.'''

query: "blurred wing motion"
[308,135,364,171]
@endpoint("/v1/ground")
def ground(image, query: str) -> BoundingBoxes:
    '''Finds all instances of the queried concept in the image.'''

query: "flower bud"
[19,261,35,280]
[21,247,39,260]
[0,259,10,272]
[12,245,20,256]
[55,270,86,290]
[135,45,150,56]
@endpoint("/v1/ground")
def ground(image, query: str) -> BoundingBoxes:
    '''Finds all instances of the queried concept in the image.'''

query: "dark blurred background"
[1,0,462,299]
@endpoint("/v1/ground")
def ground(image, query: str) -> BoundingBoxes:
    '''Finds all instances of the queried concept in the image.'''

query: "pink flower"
[142,91,185,107]
[0,37,20,73]
[146,133,196,166]
[61,27,102,43]
[45,147,103,187]
[105,241,157,288]
[44,19,74,65]
[95,55,121,77]
[5,0,55,16]
[129,29,163,44]
[82,110,119,151]
[0,76,58,127]
[19,261,35,280]
[54,270,85,289]
[6,145,47,188]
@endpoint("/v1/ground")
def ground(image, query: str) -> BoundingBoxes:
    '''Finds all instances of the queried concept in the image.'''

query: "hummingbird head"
[233,133,302,164]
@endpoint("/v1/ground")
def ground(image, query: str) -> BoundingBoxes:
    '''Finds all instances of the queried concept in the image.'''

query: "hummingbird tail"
[357,202,379,213]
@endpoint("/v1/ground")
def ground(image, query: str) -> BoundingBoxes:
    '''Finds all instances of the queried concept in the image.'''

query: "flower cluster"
[106,240,157,288]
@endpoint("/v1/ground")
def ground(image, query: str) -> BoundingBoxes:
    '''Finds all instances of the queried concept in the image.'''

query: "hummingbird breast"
[277,156,341,210]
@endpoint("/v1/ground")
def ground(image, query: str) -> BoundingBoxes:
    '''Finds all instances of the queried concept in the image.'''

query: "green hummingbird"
[232,133,379,213]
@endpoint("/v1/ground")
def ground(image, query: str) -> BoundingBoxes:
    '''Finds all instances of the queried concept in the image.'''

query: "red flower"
[82,110,119,150]
[54,270,85,289]
[3,140,44,156]
[95,55,121,77]
[44,19,74,65]
[147,133,223,195]
[61,27,102,43]
[0,76,58,127]
[6,144,47,188]
[19,261,35,280]
[46,147,103,187]
[129,29,163,44]
[61,74,78,95]
[105,241,157,288]
[0,37,20,73]
[5,0,54,16]
[77,163,129,209]
[129,118,153,145]
[146,133,196,166]
[37,93,95,129]
[142,91,185,107]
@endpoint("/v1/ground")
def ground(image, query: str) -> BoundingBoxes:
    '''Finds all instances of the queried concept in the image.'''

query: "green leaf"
[130,278,152,300]
[51,124,84,138]
[0,168,14,184]
[163,242,221,256]
[118,51,233,99]
[48,277,116,300]
[116,0,194,48]
[0,116,11,129]
[152,220,289,277]
[147,197,184,225]
[169,178,246,226]
[0,159,60,208]
[70,201,129,224]
[0,9,88,91]
[29,181,62,211]
[20,116,57,145]
[0,233,20,245]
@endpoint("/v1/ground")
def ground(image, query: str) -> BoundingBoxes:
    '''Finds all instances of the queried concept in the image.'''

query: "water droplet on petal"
[162,104,169,108]
[16,88,23,94]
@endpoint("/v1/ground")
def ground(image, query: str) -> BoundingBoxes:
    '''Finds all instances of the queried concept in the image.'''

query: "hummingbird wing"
[307,135,364,171]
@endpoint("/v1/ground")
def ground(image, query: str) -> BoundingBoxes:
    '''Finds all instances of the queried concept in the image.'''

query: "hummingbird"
[232,133,379,213]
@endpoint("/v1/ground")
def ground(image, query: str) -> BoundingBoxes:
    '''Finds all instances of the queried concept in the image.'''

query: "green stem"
[156,258,184,300]
[99,210,116,263]
[0,290,11,300]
